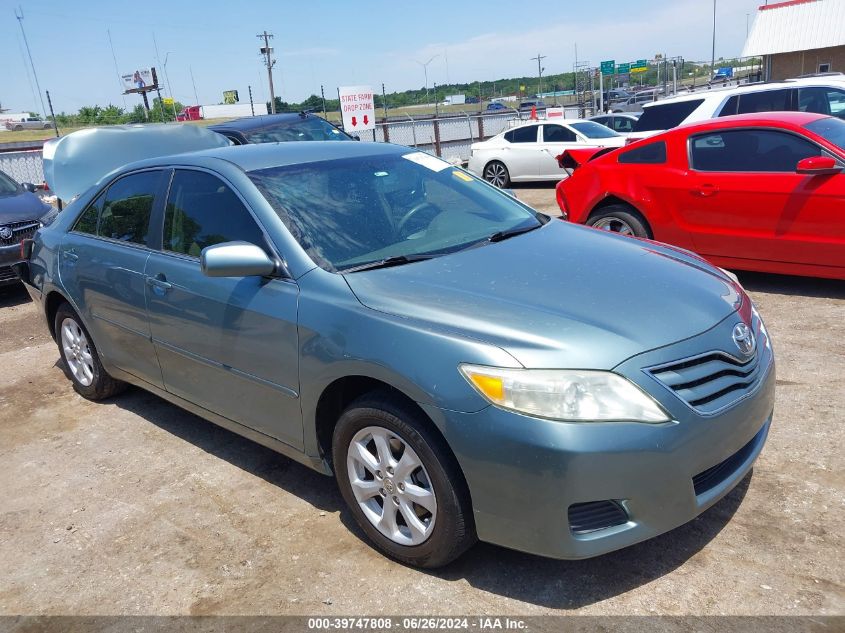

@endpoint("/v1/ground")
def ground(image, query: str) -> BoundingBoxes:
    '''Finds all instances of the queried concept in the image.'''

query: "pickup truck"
[4,117,52,131]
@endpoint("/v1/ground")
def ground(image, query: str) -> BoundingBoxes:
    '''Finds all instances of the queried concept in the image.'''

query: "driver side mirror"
[796,156,843,176]
[200,242,277,278]
[21,182,37,193]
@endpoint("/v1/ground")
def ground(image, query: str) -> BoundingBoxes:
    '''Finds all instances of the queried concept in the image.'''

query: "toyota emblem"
[0,226,12,240]
[732,322,756,356]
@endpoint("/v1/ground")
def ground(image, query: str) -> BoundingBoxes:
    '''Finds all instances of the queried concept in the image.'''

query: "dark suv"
[209,112,355,145]
[0,169,53,287]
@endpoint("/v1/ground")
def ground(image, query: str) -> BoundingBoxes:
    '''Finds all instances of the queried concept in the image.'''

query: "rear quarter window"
[618,141,667,164]
[633,100,704,132]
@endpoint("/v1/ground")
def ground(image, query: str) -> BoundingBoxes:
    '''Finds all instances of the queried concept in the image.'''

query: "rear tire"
[483,161,511,188]
[588,204,651,238]
[54,303,126,401]
[332,392,476,568]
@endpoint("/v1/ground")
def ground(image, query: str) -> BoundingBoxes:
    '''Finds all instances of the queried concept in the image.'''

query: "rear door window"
[690,129,820,172]
[504,125,539,143]
[542,125,576,142]
[613,117,635,133]
[633,100,704,132]
[163,170,266,257]
[97,171,161,245]
[736,89,793,114]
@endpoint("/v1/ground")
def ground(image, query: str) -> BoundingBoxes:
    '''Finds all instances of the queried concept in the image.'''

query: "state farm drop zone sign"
[339,85,376,132]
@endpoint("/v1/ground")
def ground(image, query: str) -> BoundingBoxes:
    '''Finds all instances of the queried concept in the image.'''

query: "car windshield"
[805,117,845,151]
[570,121,621,139]
[244,117,353,143]
[248,152,542,272]
[0,170,19,195]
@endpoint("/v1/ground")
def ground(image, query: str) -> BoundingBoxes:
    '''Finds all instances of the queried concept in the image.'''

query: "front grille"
[0,220,39,246]
[568,500,629,534]
[647,350,763,415]
[0,265,17,282]
[693,424,765,496]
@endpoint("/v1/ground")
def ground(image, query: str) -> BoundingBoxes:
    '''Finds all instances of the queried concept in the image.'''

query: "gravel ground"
[0,185,842,617]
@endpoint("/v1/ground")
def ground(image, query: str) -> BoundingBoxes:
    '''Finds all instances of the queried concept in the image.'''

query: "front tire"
[483,161,511,188]
[55,303,126,400]
[332,393,475,568]
[588,204,651,238]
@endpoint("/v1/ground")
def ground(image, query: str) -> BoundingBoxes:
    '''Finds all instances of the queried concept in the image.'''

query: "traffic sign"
[162,97,174,106]
[617,62,630,74]
[631,59,648,73]
[600,60,615,75]
[339,85,375,132]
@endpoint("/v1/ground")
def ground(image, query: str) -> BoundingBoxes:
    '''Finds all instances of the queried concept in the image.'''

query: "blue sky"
[2,0,763,115]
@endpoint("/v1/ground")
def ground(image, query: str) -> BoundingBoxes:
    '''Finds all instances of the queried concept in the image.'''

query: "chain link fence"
[0,148,44,185]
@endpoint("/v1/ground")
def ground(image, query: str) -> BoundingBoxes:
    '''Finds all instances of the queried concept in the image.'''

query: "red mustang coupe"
[555,112,845,280]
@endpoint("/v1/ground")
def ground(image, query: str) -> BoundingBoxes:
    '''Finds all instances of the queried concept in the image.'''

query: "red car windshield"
[805,117,845,152]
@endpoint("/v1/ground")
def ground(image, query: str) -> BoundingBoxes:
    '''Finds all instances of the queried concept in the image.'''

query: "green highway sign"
[631,59,648,73]
[617,62,630,74]
[600,60,615,75]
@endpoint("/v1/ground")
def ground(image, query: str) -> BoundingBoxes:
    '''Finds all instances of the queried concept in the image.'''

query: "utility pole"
[189,66,200,106]
[530,53,546,97]
[258,31,277,114]
[14,7,47,118]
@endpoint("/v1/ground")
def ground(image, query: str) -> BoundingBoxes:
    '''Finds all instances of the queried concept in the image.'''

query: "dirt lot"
[0,186,843,617]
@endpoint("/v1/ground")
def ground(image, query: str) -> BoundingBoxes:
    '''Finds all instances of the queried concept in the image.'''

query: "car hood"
[344,221,742,369]
[0,190,51,223]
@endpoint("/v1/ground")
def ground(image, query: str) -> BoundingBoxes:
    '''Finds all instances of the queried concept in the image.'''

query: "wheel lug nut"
[375,470,382,479]
[398,483,405,491]
[392,496,399,505]
[379,488,386,497]
[386,466,394,475]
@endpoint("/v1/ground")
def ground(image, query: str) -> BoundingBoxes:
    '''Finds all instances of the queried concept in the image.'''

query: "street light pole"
[711,0,717,77]
[415,55,439,107]
[163,52,178,120]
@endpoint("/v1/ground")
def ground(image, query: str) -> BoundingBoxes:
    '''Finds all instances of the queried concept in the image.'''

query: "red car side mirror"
[796,156,843,176]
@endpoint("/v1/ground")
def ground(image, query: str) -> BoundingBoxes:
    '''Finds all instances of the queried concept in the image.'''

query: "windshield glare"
[0,171,19,195]
[570,121,621,139]
[805,117,845,151]
[249,153,541,272]
[245,117,352,143]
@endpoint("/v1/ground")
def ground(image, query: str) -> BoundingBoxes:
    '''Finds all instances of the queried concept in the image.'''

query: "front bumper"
[0,244,23,286]
[424,314,775,560]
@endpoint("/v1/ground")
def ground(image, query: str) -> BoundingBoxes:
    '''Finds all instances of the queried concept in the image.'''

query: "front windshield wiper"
[340,253,435,273]
[487,223,542,243]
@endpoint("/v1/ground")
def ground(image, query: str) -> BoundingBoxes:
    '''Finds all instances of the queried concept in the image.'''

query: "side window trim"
[158,166,283,268]
[687,126,829,173]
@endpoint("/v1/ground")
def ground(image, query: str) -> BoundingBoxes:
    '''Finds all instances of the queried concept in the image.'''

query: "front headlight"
[459,364,670,423]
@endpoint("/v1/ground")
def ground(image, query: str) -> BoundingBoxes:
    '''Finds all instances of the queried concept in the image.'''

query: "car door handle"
[692,184,719,197]
[146,274,172,291]
[62,250,78,262]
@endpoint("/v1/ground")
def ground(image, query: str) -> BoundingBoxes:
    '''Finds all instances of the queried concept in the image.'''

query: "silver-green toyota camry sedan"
[18,129,774,568]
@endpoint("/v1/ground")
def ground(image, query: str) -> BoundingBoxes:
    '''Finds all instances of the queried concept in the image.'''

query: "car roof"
[643,76,845,110]
[675,111,831,133]
[208,112,314,132]
[131,140,413,173]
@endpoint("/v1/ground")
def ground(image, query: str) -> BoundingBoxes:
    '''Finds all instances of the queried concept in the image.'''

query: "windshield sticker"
[452,170,473,182]
[402,152,450,172]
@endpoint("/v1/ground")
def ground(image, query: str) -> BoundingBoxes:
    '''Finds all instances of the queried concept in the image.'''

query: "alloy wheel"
[61,318,94,387]
[592,217,635,236]
[346,425,437,546]
[484,163,508,188]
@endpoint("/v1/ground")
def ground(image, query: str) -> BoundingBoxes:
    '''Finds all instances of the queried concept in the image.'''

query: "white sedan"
[467,119,626,187]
